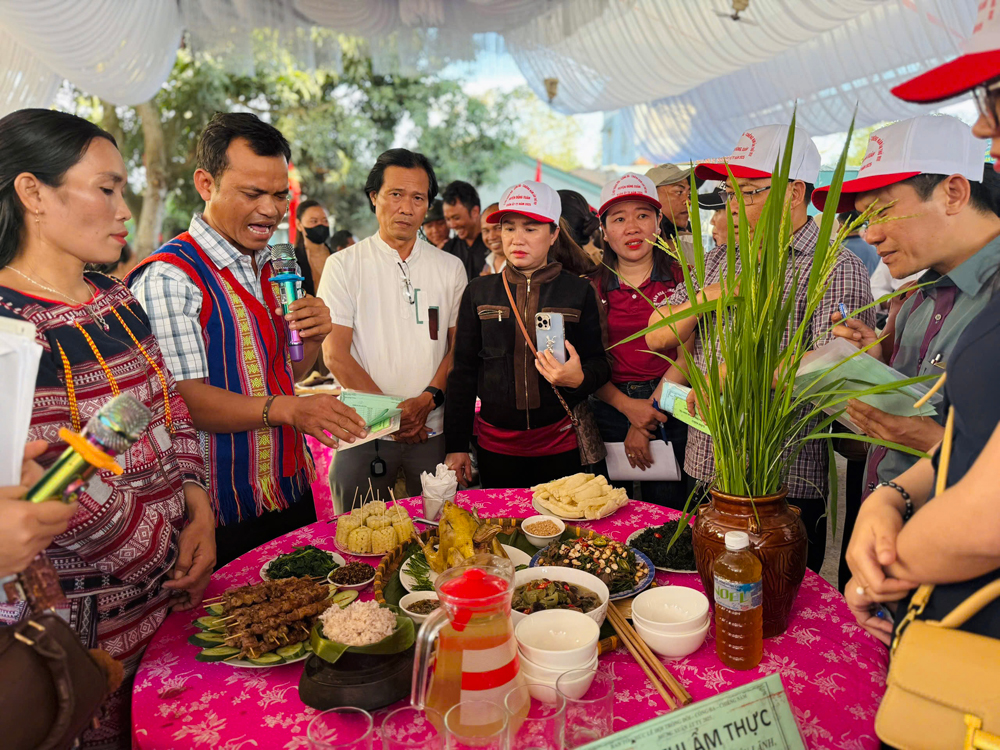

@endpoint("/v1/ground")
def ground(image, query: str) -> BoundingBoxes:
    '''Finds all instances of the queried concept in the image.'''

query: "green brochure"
[580,674,804,750]
[339,389,404,428]
[660,381,711,435]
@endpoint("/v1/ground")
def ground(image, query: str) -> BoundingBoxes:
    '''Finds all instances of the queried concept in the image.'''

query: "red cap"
[892,2,1000,103]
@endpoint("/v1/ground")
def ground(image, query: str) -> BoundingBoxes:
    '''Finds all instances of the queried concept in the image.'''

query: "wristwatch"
[423,386,444,408]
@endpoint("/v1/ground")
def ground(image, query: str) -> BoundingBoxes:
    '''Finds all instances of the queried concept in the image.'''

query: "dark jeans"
[839,458,866,592]
[589,380,690,511]
[214,489,318,568]
[477,445,582,489]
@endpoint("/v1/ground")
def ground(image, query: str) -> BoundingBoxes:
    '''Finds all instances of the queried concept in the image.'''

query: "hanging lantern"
[543,77,559,103]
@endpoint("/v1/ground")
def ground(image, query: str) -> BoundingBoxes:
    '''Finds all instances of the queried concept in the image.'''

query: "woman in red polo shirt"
[589,173,689,509]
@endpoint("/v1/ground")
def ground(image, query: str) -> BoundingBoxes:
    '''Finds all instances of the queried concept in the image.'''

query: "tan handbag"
[875,580,1000,749]
[501,273,607,465]
[875,405,1000,750]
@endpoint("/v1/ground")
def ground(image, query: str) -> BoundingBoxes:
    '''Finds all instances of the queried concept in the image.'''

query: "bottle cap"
[725,531,750,551]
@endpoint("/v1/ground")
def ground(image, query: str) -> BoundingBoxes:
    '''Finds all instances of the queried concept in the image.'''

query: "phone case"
[535,312,566,364]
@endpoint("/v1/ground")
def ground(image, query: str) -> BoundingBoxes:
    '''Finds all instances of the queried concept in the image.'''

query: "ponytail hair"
[0,109,116,268]
[550,218,598,276]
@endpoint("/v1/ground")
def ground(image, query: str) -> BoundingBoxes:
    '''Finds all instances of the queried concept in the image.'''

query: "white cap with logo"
[598,172,662,217]
[893,1,1000,103]
[695,124,821,185]
[487,181,562,224]
[811,114,986,212]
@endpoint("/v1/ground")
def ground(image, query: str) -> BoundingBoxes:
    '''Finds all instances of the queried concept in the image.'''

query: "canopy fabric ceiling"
[0,0,981,161]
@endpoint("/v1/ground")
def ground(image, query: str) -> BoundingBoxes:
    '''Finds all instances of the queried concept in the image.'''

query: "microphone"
[13,393,152,611]
[27,393,152,504]
[270,243,306,362]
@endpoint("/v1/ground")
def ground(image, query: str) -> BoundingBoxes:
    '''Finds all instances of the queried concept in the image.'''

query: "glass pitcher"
[411,554,527,733]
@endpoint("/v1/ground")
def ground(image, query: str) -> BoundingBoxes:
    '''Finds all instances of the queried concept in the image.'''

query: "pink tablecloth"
[133,490,888,750]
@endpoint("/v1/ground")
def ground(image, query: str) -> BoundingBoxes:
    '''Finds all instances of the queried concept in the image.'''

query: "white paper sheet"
[0,318,43,485]
[605,441,681,482]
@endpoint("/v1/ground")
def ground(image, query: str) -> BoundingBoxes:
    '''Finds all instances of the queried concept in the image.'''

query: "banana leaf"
[310,604,414,665]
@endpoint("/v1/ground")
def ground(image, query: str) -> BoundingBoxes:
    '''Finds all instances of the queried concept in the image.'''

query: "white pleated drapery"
[0,0,182,112]
[0,0,983,161]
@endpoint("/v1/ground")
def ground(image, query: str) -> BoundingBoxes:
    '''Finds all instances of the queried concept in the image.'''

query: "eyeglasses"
[397,261,415,305]
[972,78,1000,129]
[722,185,771,205]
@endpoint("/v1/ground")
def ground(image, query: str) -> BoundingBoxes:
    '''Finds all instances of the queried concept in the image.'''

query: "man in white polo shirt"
[318,148,467,512]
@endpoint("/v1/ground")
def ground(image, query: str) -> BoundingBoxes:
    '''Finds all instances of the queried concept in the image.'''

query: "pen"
[651,399,668,442]
[838,302,849,320]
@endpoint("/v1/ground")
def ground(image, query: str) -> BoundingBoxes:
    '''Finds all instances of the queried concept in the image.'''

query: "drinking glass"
[504,684,565,750]
[556,669,614,750]
[444,700,508,750]
[307,707,375,750]
[380,706,444,750]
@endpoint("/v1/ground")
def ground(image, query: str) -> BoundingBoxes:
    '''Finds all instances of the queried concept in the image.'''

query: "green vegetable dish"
[266,545,341,579]
[512,579,601,615]
[537,537,648,595]
[629,520,696,571]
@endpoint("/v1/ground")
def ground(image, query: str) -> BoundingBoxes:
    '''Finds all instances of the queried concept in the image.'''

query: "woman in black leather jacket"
[444,181,610,488]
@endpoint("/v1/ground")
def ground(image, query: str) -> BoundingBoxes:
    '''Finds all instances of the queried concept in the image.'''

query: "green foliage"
[68,29,520,238]
[507,87,584,172]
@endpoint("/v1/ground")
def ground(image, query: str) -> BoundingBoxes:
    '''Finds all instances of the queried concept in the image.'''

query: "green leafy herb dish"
[627,521,697,572]
[309,601,414,665]
[264,545,343,580]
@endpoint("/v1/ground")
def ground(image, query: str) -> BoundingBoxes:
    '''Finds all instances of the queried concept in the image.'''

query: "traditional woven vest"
[130,232,313,525]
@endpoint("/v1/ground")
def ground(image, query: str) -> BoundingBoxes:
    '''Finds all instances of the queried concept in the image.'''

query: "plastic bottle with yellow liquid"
[713,531,763,670]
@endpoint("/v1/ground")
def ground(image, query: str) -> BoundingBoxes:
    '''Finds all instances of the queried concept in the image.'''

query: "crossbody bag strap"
[501,273,579,427]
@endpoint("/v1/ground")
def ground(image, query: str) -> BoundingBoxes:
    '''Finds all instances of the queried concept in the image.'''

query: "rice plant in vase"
[616,116,931,635]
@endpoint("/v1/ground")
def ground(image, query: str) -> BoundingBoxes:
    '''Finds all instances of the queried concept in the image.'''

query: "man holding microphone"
[131,113,367,565]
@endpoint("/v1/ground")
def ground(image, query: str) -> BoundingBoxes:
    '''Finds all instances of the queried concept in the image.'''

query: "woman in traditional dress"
[0,108,214,750]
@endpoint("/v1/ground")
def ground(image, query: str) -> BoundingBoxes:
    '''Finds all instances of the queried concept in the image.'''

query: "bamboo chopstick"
[606,604,692,707]
[605,605,675,709]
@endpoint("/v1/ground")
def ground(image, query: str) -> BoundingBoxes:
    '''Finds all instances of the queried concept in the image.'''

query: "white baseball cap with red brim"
[811,115,986,212]
[487,181,561,224]
[694,124,821,184]
[598,172,662,217]
[892,1,1000,103]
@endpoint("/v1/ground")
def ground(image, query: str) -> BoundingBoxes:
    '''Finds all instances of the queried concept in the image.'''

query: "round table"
[132,490,888,749]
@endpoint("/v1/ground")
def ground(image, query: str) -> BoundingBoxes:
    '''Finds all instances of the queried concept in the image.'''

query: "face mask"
[304,224,330,245]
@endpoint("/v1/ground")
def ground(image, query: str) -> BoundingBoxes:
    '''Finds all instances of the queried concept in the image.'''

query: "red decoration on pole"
[535,159,543,182]
[287,162,302,243]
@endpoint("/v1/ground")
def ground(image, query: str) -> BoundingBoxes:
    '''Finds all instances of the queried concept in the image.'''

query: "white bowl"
[525,668,596,702]
[326,566,376,592]
[633,616,710,659]
[633,609,709,635]
[511,566,610,628]
[519,650,598,682]
[398,592,441,625]
[515,609,600,670]
[631,586,710,633]
[521,515,566,548]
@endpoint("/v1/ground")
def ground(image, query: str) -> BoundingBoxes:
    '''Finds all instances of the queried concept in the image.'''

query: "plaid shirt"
[668,220,876,499]
[131,215,276,382]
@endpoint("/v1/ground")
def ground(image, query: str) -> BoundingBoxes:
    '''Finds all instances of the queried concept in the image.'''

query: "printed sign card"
[579,674,804,750]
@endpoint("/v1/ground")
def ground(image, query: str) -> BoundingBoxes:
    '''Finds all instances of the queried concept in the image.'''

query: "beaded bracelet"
[878,480,914,521]
[262,395,278,429]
